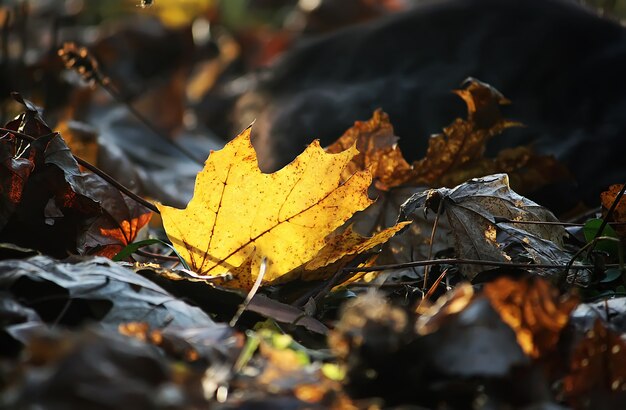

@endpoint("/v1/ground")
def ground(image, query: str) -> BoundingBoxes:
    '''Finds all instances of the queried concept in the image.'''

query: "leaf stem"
[230,257,267,327]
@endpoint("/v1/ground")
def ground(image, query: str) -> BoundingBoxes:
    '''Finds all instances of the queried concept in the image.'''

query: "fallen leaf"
[411,78,521,187]
[483,276,577,358]
[601,184,626,237]
[325,109,412,191]
[420,297,529,378]
[0,255,222,331]
[0,110,102,257]
[5,327,212,409]
[54,119,99,169]
[416,282,475,335]
[1,96,154,258]
[563,319,626,406]
[494,146,571,195]
[158,126,406,290]
[0,135,33,229]
[399,174,568,280]
[80,173,152,258]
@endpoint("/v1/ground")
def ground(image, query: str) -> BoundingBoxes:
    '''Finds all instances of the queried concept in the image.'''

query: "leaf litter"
[0,10,625,406]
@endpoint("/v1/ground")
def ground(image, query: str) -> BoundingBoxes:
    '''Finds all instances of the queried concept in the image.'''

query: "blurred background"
[0,0,624,208]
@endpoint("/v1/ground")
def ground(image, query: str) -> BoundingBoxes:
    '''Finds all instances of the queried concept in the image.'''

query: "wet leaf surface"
[400,174,569,280]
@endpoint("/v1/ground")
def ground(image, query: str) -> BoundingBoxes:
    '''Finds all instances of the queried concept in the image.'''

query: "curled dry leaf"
[601,184,626,237]
[399,174,569,280]
[0,96,152,258]
[325,109,412,191]
[411,78,521,187]
[483,276,578,359]
[81,173,152,258]
[158,126,408,290]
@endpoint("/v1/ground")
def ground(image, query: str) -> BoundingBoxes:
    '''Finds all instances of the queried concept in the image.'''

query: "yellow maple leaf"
[157,126,407,290]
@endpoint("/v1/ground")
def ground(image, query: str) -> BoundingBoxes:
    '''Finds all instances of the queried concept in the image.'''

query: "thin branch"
[495,217,626,227]
[423,198,443,292]
[102,83,205,165]
[342,257,619,273]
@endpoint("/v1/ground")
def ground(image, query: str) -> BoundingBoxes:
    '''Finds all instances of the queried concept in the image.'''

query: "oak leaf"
[157,126,408,290]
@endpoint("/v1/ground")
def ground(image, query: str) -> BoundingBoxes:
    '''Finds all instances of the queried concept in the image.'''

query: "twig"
[102,83,205,165]
[561,235,619,287]
[423,199,443,292]
[135,249,180,262]
[342,257,619,273]
[421,268,449,307]
[495,217,626,227]
[2,127,160,214]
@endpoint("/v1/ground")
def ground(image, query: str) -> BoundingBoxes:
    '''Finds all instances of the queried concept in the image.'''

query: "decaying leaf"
[494,146,571,195]
[325,109,412,191]
[601,184,626,237]
[54,119,99,168]
[400,174,568,280]
[411,78,521,187]
[483,276,577,358]
[0,109,100,256]
[563,319,626,406]
[158,126,407,290]
[0,255,221,331]
[80,173,152,258]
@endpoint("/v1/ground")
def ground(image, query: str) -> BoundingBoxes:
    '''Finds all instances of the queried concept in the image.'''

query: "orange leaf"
[483,276,578,358]
[411,78,521,187]
[325,109,412,191]
[563,319,626,405]
[601,184,626,237]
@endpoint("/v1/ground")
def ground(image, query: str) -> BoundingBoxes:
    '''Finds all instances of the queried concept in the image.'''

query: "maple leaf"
[157,126,408,290]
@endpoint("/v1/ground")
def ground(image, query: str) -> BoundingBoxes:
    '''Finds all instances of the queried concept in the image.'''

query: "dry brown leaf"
[325,109,412,191]
[494,146,571,194]
[411,78,521,187]
[563,319,626,405]
[483,276,578,359]
[601,184,626,237]
[400,174,568,280]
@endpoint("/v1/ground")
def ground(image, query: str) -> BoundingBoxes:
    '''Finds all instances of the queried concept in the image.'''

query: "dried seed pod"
[57,42,109,87]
